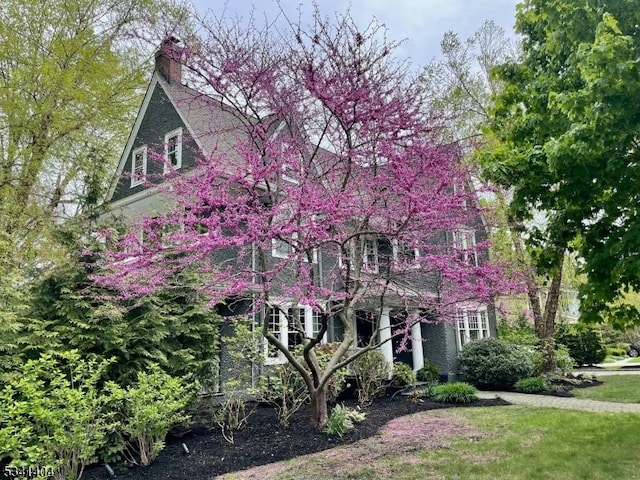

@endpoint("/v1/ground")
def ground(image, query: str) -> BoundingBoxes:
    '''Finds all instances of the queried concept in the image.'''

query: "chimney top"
[155,36,182,84]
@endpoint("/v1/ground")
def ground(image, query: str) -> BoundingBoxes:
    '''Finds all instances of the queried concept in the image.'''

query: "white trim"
[410,311,424,372]
[453,229,478,266]
[264,303,327,365]
[164,127,183,173]
[378,307,393,367]
[130,145,147,187]
[455,305,489,350]
[391,239,420,269]
[106,74,206,202]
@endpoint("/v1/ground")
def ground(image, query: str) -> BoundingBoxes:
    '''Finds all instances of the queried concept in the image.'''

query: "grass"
[223,406,640,480]
[628,357,640,363]
[573,374,640,403]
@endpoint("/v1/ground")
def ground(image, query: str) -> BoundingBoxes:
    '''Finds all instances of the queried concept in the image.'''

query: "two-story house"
[101,38,498,386]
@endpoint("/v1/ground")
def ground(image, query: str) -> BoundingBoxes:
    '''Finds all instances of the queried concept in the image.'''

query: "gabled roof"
[105,72,255,204]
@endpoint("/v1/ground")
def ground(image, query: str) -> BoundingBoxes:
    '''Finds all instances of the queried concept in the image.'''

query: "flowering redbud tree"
[97,9,514,428]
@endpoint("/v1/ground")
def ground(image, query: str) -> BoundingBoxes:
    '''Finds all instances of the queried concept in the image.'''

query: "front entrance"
[391,310,414,369]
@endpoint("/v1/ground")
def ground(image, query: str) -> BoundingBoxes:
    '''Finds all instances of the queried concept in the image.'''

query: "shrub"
[106,365,194,466]
[459,338,534,389]
[416,360,440,382]
[556,325,606,366]
[433,382,478,404]
[606,346,628,357]
[515,376,548,393]
[0,351,114,480]
[353,350,391,405]
[324,404,366,437]
[391,362,415,387]
[529,344,575,376]
[263,362,309,427]
[554,344,575,376]
[314,343,348,403]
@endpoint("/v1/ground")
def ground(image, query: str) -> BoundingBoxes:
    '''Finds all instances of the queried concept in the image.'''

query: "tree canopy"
[481,0,640,328]
[0,0,189,270]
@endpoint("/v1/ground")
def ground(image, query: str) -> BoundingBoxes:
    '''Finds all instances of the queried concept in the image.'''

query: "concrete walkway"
[476,390,640,413]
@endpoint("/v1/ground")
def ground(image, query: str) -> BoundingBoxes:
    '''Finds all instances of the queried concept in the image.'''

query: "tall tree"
[421,21,563,370]
[97,9,513,428]
[481,0,640,335]
[0,0,190,269]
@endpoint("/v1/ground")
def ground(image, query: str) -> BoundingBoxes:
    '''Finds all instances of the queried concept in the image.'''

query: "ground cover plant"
[572,374,640,403]
[223,407,640,480]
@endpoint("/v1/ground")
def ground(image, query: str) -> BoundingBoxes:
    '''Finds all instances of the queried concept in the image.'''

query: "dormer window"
[131,145,147,187]
[164,128,182,173]
[453,229,478,266]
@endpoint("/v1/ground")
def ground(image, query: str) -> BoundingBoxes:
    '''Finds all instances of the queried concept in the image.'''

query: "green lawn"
[573,374,640,403]
[223,406,640,480]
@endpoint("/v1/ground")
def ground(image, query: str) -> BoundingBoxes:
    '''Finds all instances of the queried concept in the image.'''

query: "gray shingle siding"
[111,85,199,203]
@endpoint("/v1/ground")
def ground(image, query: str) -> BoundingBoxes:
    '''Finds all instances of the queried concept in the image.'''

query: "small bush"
[263,361,309,427]
[324,404,366,437]
[606,346,628,357]
[529,344,575,376]
[314,343,348,402]
[0,351,114,480]
[554,344,575,376]
[106,365,194,466]
[433,382,478,404]
[420,381,439,399]
[556,325,606,366]
[515,376,548,393]
[353,350,390,405]
[459,338,534,389]
[416,360,439,382]
[391,362,415,387]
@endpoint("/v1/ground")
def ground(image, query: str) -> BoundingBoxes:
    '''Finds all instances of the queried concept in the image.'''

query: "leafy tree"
[0,0,190,271]
[98,8,513,428]
[421,20,566,371]
[13,219,223,386]
[481,0,640,331]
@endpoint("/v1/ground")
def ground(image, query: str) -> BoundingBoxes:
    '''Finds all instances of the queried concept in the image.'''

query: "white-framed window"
[272,237,294,259]
[164,128,182,173]
[362,237,379,273]
[392,240,420,269]
[264,304,327,364]
[131,145,147,187]
[456,306,490,349]
[453,229,478,266]
[271,233,318,263]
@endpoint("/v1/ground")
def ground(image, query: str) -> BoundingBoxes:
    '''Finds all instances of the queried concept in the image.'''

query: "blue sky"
[189,0,520,69]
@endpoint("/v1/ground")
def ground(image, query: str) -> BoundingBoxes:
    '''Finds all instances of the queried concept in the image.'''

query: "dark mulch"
[82,395,508,480]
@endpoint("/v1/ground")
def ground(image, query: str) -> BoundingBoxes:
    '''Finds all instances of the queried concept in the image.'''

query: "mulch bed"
[82,395,508,480]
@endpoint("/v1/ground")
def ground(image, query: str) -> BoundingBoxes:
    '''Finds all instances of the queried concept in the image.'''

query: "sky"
[189,0,520,70]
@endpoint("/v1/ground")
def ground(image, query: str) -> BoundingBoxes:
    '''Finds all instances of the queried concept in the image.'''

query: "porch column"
[378,307,393,368]
[411,310,424,372]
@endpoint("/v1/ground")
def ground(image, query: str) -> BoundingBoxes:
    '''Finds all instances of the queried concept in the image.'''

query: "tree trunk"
[539,264,563,372]
[310,386,328,430]
[512,232,563,373]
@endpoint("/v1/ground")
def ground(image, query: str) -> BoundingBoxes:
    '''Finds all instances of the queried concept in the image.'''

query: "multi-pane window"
[392,240,420,269]
[131,145,147,187]
[164,128,182,173]
[453,229,478,266]
[362,238,379,272]
[456,306,490,349]
[264,304,327,364]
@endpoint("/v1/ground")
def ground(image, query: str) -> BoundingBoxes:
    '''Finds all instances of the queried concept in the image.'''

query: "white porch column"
[378,307,393,367]
[411,311,424,372]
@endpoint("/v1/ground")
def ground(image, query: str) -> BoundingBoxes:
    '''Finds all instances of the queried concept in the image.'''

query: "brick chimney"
[155,36,182,84]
